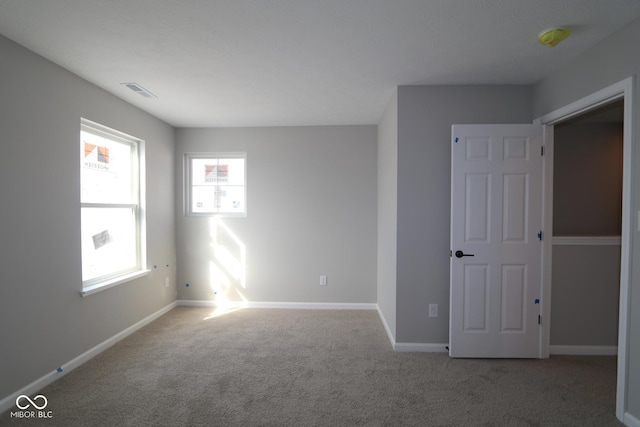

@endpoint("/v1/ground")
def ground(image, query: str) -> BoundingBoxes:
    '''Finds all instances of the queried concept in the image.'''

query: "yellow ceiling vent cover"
[538,28,570,47]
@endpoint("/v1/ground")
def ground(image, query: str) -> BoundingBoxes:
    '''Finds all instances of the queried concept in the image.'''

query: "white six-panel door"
[450,124,543,358]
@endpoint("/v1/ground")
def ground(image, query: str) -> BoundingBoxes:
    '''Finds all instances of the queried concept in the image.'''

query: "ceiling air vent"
[121,82,157,98]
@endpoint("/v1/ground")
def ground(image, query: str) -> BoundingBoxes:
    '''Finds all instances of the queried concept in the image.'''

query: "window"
[185,153,246,216]
[80,119,146,294]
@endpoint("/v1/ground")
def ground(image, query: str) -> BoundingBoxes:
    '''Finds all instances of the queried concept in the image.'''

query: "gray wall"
[533,15,640,421]
[554,123,623,236]
[0,35,176,399]
[377,89,398,340]
[551,245,620,346]
[175,126,377,304]
[395,85,532,343]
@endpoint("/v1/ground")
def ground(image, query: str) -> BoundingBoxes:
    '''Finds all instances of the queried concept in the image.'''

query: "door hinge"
[541,146,545,156]
[538,315,541,325]
[537,231,543,241]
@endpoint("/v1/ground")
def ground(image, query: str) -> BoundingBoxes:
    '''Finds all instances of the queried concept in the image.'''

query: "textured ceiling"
[1,1,640,127]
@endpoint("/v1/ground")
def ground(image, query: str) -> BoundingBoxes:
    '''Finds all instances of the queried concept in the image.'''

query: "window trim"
[81,269,149,297]
[184,152,247,217]
[80,118,147,294]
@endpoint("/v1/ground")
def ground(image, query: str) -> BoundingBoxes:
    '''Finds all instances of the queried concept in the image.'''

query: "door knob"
[454,250,475,258]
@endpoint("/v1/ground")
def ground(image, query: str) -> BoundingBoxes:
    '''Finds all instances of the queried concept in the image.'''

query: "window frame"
[184,152,247,217]
[80,118,147,295]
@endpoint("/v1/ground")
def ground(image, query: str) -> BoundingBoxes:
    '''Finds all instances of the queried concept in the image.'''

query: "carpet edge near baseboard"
[0,301,177,415]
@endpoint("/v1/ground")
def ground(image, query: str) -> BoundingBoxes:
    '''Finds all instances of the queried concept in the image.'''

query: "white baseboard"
[0,301,177,415]
[176,300,377,310]
[374,306,447,353]
[394,342,449,353]
[549,345,618,356]
[624,411,640,427]
[376,306,396,349]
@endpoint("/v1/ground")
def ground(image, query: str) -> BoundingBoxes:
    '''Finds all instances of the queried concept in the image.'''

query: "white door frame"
[534,76,634,422]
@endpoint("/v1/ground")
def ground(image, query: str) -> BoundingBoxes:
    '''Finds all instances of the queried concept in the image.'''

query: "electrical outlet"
[429,304,438,318]
[164,277,169,288]
[320,275,327,286]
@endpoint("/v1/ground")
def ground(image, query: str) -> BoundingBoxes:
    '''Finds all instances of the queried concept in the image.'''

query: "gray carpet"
[0,307,620,426]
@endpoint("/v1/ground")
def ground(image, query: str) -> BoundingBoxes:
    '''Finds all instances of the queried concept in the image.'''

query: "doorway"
[536,77,633,422]
[550,100,623,355]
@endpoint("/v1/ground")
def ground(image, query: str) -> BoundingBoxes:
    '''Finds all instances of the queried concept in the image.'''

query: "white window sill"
[81,269,150,297]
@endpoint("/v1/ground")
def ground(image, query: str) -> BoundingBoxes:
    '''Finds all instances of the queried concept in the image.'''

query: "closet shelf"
[552,235,621,246]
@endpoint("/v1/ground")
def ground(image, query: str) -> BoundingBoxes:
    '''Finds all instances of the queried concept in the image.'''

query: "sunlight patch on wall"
[207,217,247,308]
[210,217,246,288]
